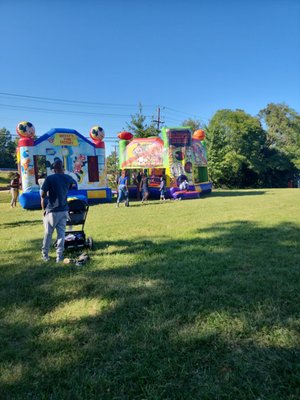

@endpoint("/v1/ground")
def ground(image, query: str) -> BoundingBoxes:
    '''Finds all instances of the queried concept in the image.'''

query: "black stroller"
[64,198,93,250]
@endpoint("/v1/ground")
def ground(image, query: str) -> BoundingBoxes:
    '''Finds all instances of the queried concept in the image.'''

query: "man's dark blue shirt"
[41,173,75,212]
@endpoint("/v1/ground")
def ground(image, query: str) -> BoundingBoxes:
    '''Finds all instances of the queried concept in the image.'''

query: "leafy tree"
[206,109,266,188]
[106,149,119,189]
[0,128,17,168]
[126,104,159,138]
[181,118,201,133]
[260,146,295,188]
[258,103,300,181]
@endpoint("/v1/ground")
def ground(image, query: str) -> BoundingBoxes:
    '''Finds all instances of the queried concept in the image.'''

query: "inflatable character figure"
[73,154,87,182]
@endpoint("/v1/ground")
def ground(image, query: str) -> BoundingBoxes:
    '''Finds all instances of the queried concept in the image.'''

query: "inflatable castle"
[117,126,212,200]
[16,121,112,209]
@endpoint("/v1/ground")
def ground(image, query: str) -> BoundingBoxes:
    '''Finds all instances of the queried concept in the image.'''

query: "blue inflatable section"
[19,192,41,210]
[19,188,112,210]
[199,182,213,195]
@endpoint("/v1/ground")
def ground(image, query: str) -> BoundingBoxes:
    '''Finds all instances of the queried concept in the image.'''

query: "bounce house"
[117,126,212,200]
[16,121,112,209]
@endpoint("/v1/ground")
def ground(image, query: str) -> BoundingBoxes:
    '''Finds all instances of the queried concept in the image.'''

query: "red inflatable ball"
[118,131,133,140]
[193,129,206,141]
[16,121,35,138]
[90,126,105,141]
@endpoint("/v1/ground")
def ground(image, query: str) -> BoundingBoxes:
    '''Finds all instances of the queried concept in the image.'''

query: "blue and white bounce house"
[16,121,112,209]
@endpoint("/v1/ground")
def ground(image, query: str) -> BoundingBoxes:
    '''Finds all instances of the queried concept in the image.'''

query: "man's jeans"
[117,185,128,205]
[42,211,68,260]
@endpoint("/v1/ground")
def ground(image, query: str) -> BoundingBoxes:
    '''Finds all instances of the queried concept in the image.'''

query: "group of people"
[9,166,188,263]
[116,170,167,207]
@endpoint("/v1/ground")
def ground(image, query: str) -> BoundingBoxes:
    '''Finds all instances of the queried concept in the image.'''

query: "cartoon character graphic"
[73,154,87,182]
[192,142,207,165]
[21,157,31,174]
[133,144,146,164]
[170,162,185,178]
[16,121,35,138]
[90,126,105,141]
[148,142,163,165]
[124,139,164,167]
[185,146,193,161]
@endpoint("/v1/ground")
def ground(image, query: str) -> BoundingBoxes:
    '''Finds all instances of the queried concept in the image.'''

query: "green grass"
[0,171,11,188]
[0,189,300,399]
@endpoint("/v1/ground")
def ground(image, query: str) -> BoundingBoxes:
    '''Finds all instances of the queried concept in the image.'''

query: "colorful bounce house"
[118,126,212,200]
[16,121,112,209]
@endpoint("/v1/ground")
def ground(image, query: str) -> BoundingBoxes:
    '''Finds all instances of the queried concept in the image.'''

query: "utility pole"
[153,106,164,131]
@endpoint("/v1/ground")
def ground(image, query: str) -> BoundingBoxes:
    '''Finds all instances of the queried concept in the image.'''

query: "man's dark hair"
[52,159,63,171]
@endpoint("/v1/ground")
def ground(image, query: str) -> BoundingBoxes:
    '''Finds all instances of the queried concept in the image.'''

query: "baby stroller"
[64,198,93,250]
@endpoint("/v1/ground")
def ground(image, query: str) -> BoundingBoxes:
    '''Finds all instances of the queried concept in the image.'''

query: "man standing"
[40,159,76,262]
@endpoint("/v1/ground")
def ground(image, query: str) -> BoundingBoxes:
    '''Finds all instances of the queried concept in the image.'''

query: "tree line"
[2,102,299,188]
[205,103,300,188]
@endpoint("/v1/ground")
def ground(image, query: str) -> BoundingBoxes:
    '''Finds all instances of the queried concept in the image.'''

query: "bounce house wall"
[118,137,166,170]
[197,167,209,183]
[118,127,212,199]
[118,129,210,182]
[18,129,111,209]
[161,127,195,184]
[33,135,106,190]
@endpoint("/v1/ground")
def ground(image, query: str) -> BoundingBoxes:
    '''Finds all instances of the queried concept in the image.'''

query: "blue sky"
[1,0,299,154]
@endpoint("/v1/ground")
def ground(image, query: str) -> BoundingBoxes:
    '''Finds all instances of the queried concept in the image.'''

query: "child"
[159,175,166,201]
[10,172,20,207]
[179,179,189,191]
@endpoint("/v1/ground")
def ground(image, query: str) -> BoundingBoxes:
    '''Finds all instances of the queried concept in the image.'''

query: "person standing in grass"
[10,172,20,207]
[132,170,142,199]
[40,159,76,263]
[116,170,129,207]
[140,172,149,203]
[136,171,142,199]
[159,175,166,201]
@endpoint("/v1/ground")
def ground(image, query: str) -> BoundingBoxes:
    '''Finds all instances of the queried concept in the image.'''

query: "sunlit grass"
[0,189,299,399]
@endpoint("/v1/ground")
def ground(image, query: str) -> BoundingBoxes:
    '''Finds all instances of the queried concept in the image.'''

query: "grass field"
[0,171,12,189]
[0,189,299,399]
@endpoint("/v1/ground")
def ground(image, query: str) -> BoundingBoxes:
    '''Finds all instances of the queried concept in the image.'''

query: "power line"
[164,106,200,119]
[0,103,154,118]
[0,91,202,125]
[0,92,157,109]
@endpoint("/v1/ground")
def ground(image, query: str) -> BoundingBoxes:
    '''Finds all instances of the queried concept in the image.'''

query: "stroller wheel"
[87,236,93,250]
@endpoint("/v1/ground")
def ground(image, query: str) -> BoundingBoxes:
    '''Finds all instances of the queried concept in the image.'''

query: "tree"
[0,128,17,168]
[181,118,202,133]
[106,149,119,189]
[126,104,159,138]
[258,103,300,181]
[206,109,266,188]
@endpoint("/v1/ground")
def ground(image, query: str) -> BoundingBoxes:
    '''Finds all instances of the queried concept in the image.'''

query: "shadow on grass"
[210,190,266,198]
[1,219,42,228]
[0,221,300,399]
